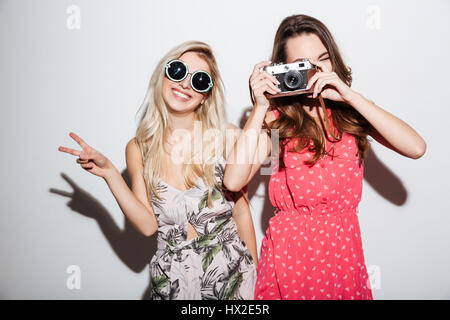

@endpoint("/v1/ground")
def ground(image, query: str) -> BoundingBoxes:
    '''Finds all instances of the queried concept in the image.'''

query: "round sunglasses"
[165,59,214,93]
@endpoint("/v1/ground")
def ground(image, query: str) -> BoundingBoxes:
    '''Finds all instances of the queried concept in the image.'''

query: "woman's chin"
[166,100,197,114]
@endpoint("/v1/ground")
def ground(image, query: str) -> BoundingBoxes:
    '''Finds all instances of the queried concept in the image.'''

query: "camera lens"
[283,70,303,90]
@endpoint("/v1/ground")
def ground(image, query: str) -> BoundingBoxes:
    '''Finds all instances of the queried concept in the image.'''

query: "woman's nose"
[180,75,191,89]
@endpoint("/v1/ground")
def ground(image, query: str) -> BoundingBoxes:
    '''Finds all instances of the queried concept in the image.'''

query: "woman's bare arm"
[104,138,158,236]
[59,133,158,236]
[224,111,275,192]
[224,61,281,192]
[349,93,427,159]
[224,123,259,265]
[307,58,427,159]
[232,188,258,265]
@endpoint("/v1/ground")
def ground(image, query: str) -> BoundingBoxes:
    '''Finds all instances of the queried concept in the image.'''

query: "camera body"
[263,59,317,98]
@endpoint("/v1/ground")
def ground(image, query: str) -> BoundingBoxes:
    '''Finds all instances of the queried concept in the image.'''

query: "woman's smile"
[171,87,192,102]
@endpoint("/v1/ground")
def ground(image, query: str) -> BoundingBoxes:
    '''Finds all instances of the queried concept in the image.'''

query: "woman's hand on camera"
[306,59,357,103]
[249,60,281,109]
[58,132,115,179]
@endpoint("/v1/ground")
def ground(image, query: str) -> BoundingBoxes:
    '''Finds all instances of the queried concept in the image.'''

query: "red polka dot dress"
[254,107,373,300]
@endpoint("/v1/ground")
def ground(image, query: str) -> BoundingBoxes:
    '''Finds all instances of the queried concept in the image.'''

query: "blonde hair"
[135,41,227,208]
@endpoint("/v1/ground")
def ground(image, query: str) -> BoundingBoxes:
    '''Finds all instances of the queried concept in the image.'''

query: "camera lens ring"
[283,70,303,90]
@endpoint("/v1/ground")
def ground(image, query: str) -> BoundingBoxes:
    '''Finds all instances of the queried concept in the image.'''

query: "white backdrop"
[1,0,449,299]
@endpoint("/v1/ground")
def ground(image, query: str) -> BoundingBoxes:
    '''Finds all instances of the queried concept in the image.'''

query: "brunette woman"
[224,15,426,300]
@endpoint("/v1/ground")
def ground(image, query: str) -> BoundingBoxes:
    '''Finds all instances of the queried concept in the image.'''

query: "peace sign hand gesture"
[58,132,114,179]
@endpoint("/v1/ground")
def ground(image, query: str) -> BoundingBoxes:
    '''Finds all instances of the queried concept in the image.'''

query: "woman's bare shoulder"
[126,137,140,153]
[265,109,277,125]
[126,137,143,170]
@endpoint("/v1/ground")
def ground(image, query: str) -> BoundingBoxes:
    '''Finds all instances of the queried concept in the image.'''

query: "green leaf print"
[244,253,253,265]
[198,187,222,211]
[150,274,169,296]
[202,244,222,272]
[211,187,222,201]
[210,216,230,234]
[196,217,230,247]
[224,272,243,300]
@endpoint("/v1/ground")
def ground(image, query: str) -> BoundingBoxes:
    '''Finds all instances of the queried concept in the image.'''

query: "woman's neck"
[300,97,332,134]
[167,111,196,134]
[302,98,325,122]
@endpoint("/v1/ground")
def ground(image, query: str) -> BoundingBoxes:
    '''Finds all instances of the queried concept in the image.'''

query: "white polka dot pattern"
[255,108,373,300]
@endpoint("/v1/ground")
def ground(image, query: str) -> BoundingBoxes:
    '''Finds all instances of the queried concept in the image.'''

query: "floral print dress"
[148,156,257,300]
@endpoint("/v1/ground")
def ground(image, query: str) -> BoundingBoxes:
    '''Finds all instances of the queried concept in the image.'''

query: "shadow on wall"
[238,106,409,236]
[50,170,157,300]
[363,147,408,206]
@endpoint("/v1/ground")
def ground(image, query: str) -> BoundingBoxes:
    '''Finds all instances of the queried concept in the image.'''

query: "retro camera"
[263,59,317,98]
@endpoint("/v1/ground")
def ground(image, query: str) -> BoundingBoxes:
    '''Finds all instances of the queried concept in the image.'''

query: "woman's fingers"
[68,132,100,162]
[250,61,273,81]
[308,59,333,96]
[254,81,280,95]
[60,132,100,163]
[69,132,89,149]
[306,72,320,90]
[250,71,279,88]
[76,158,89,164]
[76,157,93,170]
[310,58,330,73]
[251,71,281,97]
[258,85,278,96]
[313,76,334,98]
[59,132,108,177]
[77,155,103,175]
[306,71,334,90]
[254,78,281,94]
[249,61,278,108]
[313,79,325,98]
[80,162,94,170]
[319,77,336,92]
[58,146,81,157]
[305,69,339,98]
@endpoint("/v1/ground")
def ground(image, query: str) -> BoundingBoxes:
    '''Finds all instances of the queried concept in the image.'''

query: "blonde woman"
[58,41,258,300]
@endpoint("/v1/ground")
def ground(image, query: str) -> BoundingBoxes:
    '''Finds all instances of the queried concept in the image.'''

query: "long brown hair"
[269,14,371,167]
